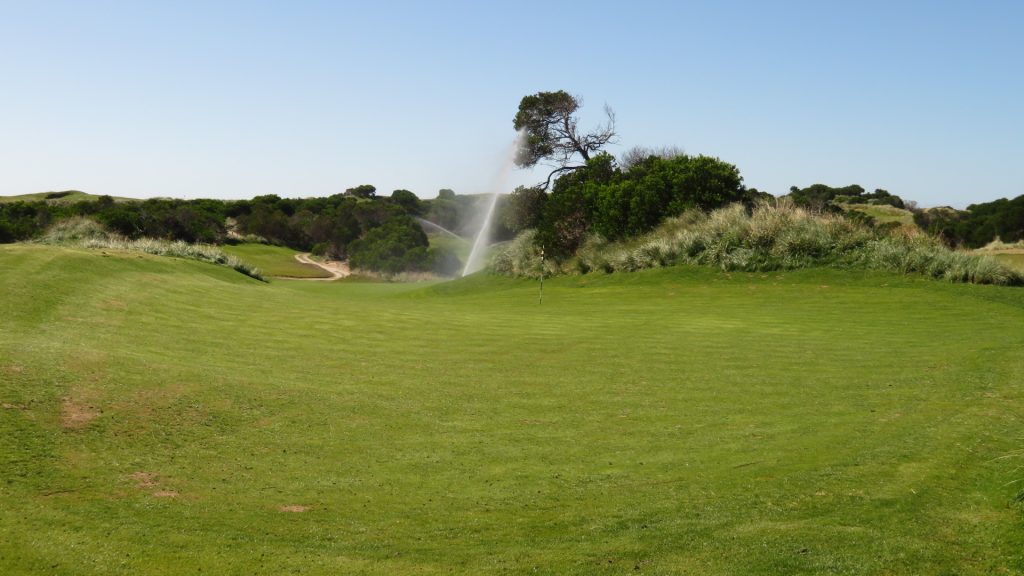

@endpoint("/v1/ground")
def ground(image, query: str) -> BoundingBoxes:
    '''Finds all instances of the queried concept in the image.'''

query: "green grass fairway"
[221,243,331,278]
[2,244,1023,574]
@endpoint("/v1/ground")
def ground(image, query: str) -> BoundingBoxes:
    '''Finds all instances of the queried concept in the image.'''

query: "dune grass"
[33,217,264,281]
[495,202,1023,286]
[221,243,330,278]
[1,243,1023,574]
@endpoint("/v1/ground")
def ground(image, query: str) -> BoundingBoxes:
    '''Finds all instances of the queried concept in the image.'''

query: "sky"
[1,1,1021,208]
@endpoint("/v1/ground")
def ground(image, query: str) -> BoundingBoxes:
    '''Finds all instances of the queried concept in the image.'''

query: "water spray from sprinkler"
[461,130,527,277]
[538,248,544,305]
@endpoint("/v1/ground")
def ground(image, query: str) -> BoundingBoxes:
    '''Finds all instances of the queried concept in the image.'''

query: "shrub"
[535,153,746,256]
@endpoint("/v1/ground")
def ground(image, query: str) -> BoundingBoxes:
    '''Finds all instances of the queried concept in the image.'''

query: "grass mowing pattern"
[1,244,1023,574]
[221,243,330,278]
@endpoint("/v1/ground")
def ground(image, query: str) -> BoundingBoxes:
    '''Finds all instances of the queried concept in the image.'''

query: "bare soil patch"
[61,397,100,430]
[279,505,310,513]
[128,472,181,498]
[290,253,349,281]
[129,471,159,488]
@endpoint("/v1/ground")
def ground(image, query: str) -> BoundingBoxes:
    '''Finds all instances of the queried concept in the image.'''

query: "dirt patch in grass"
[100,299,128,311]
[283,253,348,280]
[3,364,25,374]
[129,472,180,498]
[129,471,159,488]
[61,397,100,430]
[279,505,310,513]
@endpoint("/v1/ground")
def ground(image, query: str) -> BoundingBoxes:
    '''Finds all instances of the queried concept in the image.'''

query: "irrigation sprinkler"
[538,248,544,305]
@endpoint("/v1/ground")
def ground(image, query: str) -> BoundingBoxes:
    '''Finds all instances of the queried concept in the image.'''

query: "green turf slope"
[220,243,330,278]
[1,243,1022,575]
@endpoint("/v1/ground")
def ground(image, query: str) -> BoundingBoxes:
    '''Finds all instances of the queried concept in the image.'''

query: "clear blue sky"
[1,1,1021,207]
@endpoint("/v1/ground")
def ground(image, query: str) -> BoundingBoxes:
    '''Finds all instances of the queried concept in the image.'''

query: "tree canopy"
[513,90,617,189]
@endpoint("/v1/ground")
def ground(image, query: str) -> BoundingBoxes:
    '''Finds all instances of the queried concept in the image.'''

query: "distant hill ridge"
[0,190,139,204]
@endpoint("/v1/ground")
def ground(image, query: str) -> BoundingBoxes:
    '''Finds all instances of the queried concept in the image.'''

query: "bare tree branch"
[542,165,585,190]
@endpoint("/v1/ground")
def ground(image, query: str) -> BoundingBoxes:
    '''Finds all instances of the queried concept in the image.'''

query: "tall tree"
[513,90,617,189]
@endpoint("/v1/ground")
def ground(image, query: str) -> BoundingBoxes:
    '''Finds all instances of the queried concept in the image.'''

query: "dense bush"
[534,152,748,257]
[99,199,227,243]
[0,201,56,242]
[1,191,454,276]
[787,184,905,210]
[348,217,432,274]
[914,195,1024,248]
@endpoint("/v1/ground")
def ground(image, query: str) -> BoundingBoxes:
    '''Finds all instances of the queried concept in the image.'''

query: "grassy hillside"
[427,232,472,263]
[1,244,1023,574]
[0,191,137,204]
[993,252,1024,271]
[221,243,330,278]
[839,203,916,227]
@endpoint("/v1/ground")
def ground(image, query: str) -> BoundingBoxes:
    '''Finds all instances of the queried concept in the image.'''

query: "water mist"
[462,130,526,276]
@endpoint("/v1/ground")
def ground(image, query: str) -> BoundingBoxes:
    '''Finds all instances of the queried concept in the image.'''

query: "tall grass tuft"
[37,218,264,281]
[491,200,1023,286]
[490,229,558,279]
[36,216,111,243]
